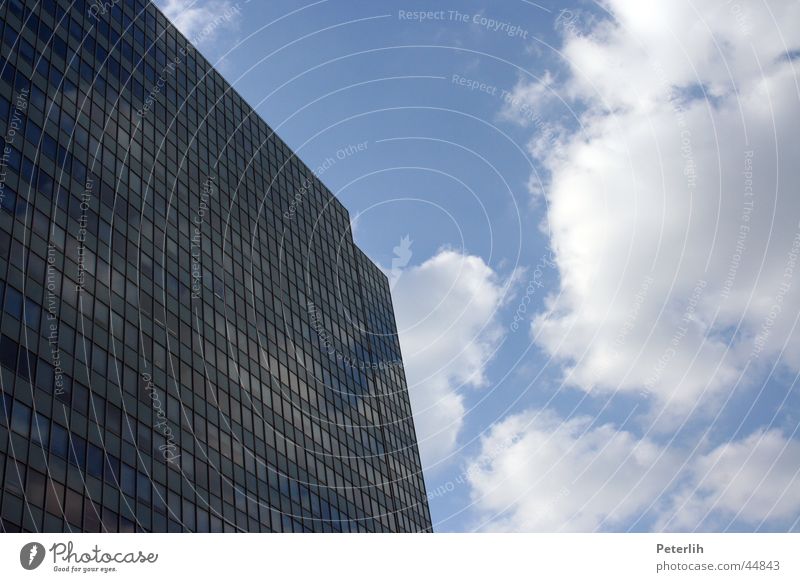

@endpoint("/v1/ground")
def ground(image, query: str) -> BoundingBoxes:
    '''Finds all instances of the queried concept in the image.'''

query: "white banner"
[1,533,798,581]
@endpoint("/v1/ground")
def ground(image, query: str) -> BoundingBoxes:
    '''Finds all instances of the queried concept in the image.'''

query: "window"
[32,412,50,447]
[45,479,64,516]
[52,34,67,61]
[10,400,30,437]
[38,166,55,194]
[0,334,18,371]
[3,286,22,319]
[72,383,89,416]
[65,488,82,527]
[18,38,34,64]
[121,463,136,496]
[91,346,107,376]
[86,443,103,479]
[56,373,71,403]
[30,83,45,111]
[104,453,120,483]
[25,119,41,145]
[25,469,46,507]
[50,423,69,458]
[24,298,40,329]
[4,460,24,498]
[137,472,151,503]
[69,434,86,470]
[0,185,14,214]
[36,359,53,391]
[17,348,35,382]
[106,403,121,434]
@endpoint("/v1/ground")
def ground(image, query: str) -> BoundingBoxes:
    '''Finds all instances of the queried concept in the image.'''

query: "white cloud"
[154,0,242,47]
[517,0,800,419]
[660,429,800,531]
[468,0,800,533]
[468,411,800,531]
[467,410,678,532]
[390,250,509,469]
[498,70,556,127]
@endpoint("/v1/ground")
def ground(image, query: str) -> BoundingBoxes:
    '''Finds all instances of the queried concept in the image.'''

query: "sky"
[153,0,800,532]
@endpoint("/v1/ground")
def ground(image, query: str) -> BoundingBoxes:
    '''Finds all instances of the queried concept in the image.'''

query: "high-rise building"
[0,0,431,532]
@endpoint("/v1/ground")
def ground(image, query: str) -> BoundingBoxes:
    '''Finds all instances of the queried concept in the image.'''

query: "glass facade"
[0,0,431,532]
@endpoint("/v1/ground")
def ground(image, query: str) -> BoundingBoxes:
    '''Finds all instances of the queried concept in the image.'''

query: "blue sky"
[155,0,800,532]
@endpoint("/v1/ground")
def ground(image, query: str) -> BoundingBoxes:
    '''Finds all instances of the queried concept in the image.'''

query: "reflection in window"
[50,423,69,458]
[3,286,22,319]
[31,412,49,447]
[121,463,135,497]
[10,400,30,437]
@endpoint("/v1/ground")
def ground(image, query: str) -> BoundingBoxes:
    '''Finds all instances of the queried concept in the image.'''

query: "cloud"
[516,0,800,420]
[498,70,556,127]
[466,410,678,532]
[154,0,243,47]
[467,0,800,533]
[390,250,509,469]
[660,429,800,531]
[467,411,800,531]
